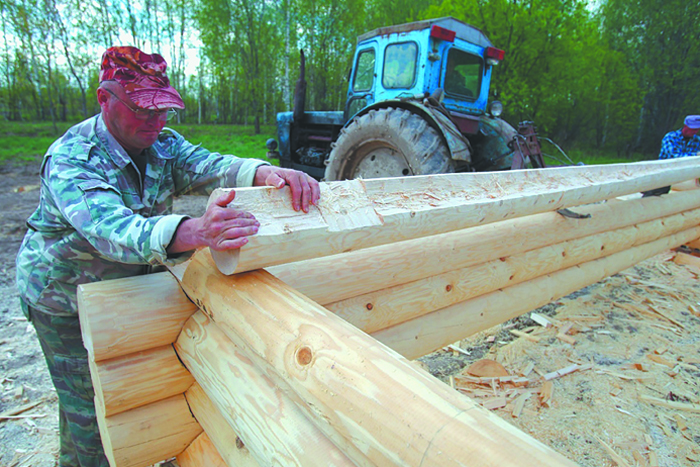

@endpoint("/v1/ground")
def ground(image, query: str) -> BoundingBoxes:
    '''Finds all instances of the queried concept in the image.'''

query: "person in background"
[15,46,319,467]
[659,115,700,159]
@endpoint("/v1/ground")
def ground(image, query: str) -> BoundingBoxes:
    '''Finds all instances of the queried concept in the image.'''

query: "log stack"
[77,158,700,466]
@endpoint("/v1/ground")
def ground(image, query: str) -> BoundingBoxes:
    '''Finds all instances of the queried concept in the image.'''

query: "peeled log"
[270,189,700,305]
[327,207,700,333]
[78,273,196,362]
[212,157,700,274]
[77,190,700,364]
[183,383,261,467]
[177,433,227,467]
[175,311,356,467]
[175,252,577,467]
[372,226,700,359]
[96,394,202,467]
[89,345,194,417]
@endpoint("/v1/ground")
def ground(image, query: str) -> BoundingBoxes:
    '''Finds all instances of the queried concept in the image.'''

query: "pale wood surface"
[673,251,700,270]
[184,383,261,467]
[90,345,194,417]
[79,191,700,368]
[685,238,700,250]
[327,207,700,333]
[176,432,227,467]
[270,190,700,305]
[210,157,700,274]
[78,272,196,362]
[175,252,578,467]
[97,394,202,467]
[372,226,700,359]
[176,311,356,467]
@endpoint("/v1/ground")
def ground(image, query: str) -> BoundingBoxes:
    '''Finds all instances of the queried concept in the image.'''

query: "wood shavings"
[593,435,633,467]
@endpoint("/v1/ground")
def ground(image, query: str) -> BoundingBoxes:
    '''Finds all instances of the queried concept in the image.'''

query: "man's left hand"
[254,166,320,212]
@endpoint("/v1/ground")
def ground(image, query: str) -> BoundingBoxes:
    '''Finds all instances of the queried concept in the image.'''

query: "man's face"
[681,125,699,138]
[97,85,167,155]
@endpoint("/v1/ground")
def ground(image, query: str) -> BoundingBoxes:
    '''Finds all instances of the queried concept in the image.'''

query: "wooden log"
[77,190,700,363]
[89,344,194,417]
[78,272,196,362]
[96,394,202,467]
[182,383,260,467]
[270,189,700,305]
[211,157,700,274]
[174,252,577,467]
[372,226,700,359]
[177,432,227,467]
[326,207,700,333]
[175,311,356,467]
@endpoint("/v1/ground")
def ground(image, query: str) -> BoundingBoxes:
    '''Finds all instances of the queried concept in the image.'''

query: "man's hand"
[168,190,259,254]
[254,165,320,212]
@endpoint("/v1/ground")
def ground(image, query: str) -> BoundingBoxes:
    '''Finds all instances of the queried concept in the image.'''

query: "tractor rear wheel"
[324,107,454,181]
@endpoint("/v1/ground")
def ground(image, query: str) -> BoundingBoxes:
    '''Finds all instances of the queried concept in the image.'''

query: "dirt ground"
[0,160,698,467]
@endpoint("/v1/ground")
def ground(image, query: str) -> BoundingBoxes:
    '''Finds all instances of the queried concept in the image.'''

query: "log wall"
[76,159,700,466]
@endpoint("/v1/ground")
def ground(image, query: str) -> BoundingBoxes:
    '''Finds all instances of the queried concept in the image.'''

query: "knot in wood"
[235,436,245,449]
[366,303,374,310]
[445,284,453,292]
[296,346,313,366]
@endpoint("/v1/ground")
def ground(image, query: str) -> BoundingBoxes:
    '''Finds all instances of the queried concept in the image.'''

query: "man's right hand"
[167,190,260,254]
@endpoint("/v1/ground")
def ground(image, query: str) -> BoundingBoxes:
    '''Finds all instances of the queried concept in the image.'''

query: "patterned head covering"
[684,115,700,130]
[99,46,185,110]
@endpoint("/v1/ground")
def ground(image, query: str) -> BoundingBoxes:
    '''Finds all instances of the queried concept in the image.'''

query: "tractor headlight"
[489,101,503,117]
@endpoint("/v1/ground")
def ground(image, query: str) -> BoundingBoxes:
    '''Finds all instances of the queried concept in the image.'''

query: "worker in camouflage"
[15,46,320,467]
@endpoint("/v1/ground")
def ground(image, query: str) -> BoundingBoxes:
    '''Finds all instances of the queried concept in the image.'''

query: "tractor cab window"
[382,42,417,89]
[353,49,376,92]
[443,49,482,99]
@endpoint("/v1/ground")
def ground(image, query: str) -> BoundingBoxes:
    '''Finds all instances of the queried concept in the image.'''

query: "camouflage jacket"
[16,114,268,316]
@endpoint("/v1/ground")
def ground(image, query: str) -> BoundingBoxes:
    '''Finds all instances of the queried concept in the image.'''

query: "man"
[15,46,319,466]
[659,115,700,159]
[642,115,700,197]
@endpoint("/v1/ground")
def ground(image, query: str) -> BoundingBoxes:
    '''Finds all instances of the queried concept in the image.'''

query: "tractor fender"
[346,100,472,163]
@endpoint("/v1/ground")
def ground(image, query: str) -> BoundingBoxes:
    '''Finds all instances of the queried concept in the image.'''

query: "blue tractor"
[271,17,545,181]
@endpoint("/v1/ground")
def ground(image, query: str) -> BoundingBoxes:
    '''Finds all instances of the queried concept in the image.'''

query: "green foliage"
[0,120,76,161]
[167,123,278,162]
[0,121,278,163]
[1,0,698,156]
[603,0,700,149]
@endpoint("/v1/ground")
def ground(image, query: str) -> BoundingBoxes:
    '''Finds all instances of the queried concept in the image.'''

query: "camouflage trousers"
[29,307,110,467]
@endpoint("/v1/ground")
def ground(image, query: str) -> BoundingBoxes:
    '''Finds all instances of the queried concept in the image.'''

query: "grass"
[1,120,657,167]
[0,120,279,164]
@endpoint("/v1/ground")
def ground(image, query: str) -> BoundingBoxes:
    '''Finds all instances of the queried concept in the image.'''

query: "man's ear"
[96,88,110,107]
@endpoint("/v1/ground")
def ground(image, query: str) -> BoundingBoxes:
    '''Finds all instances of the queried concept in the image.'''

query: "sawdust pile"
[447,251,700,467]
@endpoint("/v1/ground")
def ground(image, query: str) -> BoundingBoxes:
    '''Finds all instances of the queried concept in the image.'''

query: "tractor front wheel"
[324,107,454,181]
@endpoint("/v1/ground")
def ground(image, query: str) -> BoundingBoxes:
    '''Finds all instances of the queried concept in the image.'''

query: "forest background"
[1,0,699,160]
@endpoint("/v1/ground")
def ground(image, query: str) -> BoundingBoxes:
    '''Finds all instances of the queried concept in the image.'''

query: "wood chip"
[521,361,535,377]
[673,414,688,431]
[511,392,531,418]
[466,359,509,378]
[648,451,659,467]
[481,396,507,410]
[646,354,676,368]
[543,363,591,381]
[632,450,648,467]
[639,394,700,413]
[556,333,576,345]
[510,329,542,342]
[530,312,552,328]
[0,401,43,421]
[594,435,632,467]
[539,381,553,407]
